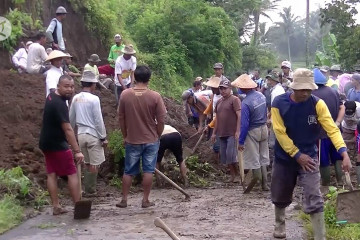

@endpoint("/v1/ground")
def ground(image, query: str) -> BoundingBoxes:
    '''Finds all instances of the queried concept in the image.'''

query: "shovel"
[74,163,92,219]
[336,172,360,223]
[237,150,245,190]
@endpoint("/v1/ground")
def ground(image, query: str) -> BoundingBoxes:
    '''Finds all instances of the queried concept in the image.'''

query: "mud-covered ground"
[0,185,304,240]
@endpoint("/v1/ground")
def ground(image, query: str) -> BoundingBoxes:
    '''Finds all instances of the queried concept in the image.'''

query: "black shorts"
[157,132,183,164]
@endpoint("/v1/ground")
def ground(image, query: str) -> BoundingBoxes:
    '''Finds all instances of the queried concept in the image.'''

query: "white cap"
[56,6,67,14]
[281,61,291,69]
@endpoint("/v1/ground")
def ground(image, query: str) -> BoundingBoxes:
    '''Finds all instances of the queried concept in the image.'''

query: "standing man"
[12,41,32,73]
[271,68,351,239]
[347,73,360,102]
[213,62,229,81]
[280,61,293,91]
[212,79,241,183]
[45,50,68,97]
[184,80,203,130]
[46,6,67,51]
[252,69,264,90]
[156,125,188,187]
[84,54,114,90]
[233,74,269,191]
[327,65,342,90]
[98,34,125,77]
[69,71,107,195]
[39,75,84,215]
[117,65,167,208]
[26,32,48,74]
[114,45,137,104]
[266,71,285,105]
[312,68,345,186]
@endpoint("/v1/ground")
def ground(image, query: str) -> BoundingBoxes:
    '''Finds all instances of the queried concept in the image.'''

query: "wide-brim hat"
[213,62,223,69]
[330,65,342,72]
[195,76,203,82]
[265,71,280,82]
[231,74,257,89]
[289,68,318,90]
[122,45,136,54]
[46,50,68,61]
[80,70,98,83]
[204,76,221,88]
[88,54,101,62]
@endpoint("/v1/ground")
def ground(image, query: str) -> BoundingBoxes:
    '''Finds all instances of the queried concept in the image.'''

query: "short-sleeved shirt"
[39,92,70,151]
[214,95,241,137]
[347,88,360,102]
[114,55,137,86]
[118,88,167,144]
[45,66,63,97]
[84,63,100,80]
[26,42,48,73]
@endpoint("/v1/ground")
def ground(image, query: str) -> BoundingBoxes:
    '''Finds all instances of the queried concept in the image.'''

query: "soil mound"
[0,70,214,186]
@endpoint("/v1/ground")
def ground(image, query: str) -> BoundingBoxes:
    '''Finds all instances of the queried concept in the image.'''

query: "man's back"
[312,85,340,121]
[27,43,47,73]
[118,88,167,144]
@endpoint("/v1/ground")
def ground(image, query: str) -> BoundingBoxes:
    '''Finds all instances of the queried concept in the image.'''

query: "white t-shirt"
[69,92,106,139]
[342,102,360,131]
[212,94,222,117]
[270,83,285,104]
[45,66,63,97]
[161,125,179,136]
[12,48,28,69]
[26,43,48,74]
[114,55,137,86]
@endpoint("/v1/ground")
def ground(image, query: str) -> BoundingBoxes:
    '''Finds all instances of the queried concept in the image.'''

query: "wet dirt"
[0,186,304,240]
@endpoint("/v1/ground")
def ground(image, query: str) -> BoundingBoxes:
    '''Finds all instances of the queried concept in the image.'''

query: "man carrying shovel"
[270,68,351,239]
[232,74,269,192]
[70,71,107,195]
[39,75,84,215]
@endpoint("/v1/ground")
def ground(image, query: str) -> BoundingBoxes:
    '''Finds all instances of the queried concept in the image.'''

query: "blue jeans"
[124,141,160,176]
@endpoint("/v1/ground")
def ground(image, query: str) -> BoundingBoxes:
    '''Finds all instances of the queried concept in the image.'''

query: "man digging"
[39,75,84,215]
[70,71,107,195]
[232,74,269,192]
[211,79,241,183]
[270,68,351,239]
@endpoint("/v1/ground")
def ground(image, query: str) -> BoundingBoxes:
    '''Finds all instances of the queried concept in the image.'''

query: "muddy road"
[1,186,304,240]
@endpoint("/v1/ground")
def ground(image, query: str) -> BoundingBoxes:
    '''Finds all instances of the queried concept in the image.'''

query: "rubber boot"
[334,160,344,186]
[273,207,286,239]
[244,168,262,194]
[84,171,97,194]
[319,166,331,186]
[356,165,360,187]
[310,212,326,240]
[261,165,269,191]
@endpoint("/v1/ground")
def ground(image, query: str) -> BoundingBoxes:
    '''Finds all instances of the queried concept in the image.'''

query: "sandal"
[53,207,68,215]
[116,200,127,208]
[141,200,155,208]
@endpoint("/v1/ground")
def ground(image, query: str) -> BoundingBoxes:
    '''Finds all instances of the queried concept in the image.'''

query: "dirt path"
[0,186,304,240]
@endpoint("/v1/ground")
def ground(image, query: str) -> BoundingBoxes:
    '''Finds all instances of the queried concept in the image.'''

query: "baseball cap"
[213,63,223,69]
[219,79,231,88]
[114,34,122,42]
[281,61,291,69]
[265,71,279,82]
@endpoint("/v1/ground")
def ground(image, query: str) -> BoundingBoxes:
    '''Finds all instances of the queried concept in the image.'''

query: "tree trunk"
[287,34,291,62]
[253,11,260,46]
[305,0,310,67]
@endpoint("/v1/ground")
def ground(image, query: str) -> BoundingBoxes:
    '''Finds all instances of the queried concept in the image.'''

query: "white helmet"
[56,6,67,14]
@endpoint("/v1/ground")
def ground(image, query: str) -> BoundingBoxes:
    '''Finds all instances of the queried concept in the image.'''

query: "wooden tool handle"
[344,172,354,191]
[155,168,190,200]
[192,131,205,154]
[77,163,82,198]
[237,150,244,183]
[154,217,180,240]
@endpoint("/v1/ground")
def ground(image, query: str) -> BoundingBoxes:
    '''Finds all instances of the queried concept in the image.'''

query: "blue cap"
[313,68,327,85]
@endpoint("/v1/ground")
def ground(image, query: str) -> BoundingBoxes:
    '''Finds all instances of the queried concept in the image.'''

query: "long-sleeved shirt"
[69,92,107,140]
[46,18,65,50]
[239,90,267,145]
[12,48,28,69]
[271,92,346,164]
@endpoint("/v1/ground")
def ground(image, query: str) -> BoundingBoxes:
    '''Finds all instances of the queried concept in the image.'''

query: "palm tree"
[252,0,280,45]
[276,6,299,62]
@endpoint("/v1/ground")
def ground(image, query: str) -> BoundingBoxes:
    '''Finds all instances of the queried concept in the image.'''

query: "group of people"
[181,60,360,239]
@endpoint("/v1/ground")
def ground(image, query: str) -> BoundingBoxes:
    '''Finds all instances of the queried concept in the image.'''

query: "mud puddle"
[0,186,304,240]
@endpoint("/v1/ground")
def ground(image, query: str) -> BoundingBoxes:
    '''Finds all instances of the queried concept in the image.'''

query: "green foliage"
[11,0,25,4]
[315,33,340,67]
[0,167,31,197]
[109,174,122,189]
[242,45,277,72]
[108,130,125,164]
[300,186,360,239]
[1,8,43,52]
[185,155,221,187]
[0,195,23,234]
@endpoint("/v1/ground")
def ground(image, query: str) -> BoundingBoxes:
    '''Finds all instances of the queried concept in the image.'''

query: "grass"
[299,186,360,239]
[0,195,23,234]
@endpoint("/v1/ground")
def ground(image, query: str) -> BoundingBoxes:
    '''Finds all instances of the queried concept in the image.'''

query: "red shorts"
[43,149,77,176]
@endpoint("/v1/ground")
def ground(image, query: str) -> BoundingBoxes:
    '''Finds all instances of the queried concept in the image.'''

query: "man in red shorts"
[39,75,84,215]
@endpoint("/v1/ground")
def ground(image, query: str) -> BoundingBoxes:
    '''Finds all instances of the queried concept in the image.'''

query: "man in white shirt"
[46,6,67,51]
[12,41,32,73]
[266,71,285,104]
[70,71,107,194]
[45,50,68,97]
[26,32,48,74]
[114,45,137,104]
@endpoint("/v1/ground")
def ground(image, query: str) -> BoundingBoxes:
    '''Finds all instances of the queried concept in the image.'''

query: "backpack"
[51,19,58,44]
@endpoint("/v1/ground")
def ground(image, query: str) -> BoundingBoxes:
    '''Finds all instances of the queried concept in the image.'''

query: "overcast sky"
[262,0,360,27]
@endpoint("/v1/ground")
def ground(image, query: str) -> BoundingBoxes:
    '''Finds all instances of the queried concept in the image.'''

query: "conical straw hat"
[46,50,68,61]
[204,76,221,88]
[231,74,257,89]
